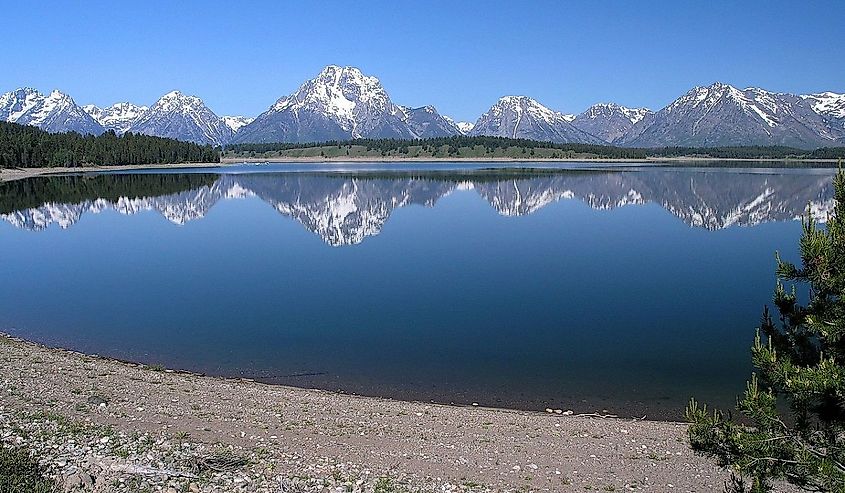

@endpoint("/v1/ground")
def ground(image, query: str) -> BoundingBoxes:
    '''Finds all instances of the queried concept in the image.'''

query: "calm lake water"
[0,164,836,419]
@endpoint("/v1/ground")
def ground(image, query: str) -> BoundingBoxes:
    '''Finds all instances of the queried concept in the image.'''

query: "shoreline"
[0,332,752,492]
[0,162,223,183]
[221,155,841,164]
[1,155,840,183]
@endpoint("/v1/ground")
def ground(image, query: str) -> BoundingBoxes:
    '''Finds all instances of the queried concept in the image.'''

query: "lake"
[0,163,835,419]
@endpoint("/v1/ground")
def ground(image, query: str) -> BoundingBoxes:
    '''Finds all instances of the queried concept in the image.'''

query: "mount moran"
[2,65,844,149]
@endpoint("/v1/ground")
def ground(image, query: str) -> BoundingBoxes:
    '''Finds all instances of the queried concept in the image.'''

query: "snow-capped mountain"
[802,92,845,130]
[221,115,254,133]
[0,88,103,135]
[469,96,604,144]
[623,82,844,149]
[232,65,463,143]
[128,91,233,146]
[571,103,653,144]
[455,121,475,134]
[83,102,148,134]
[400,105,461,138]
[233,65,414,143]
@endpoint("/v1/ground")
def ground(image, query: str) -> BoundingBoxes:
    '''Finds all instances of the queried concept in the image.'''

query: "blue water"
[0,165,834,418]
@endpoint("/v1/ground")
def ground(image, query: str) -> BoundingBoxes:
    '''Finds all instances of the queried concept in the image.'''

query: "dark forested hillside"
[0,121,220,168]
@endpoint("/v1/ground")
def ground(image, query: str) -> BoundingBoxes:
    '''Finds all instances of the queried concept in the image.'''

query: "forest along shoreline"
[0,332,760,492]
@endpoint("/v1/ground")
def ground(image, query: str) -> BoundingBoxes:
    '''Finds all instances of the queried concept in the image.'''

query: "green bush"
[687,163,845,492]
[0,446,58,493]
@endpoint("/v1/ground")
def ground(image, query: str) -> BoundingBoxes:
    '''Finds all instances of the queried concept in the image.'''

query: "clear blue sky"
[3,0,843,121]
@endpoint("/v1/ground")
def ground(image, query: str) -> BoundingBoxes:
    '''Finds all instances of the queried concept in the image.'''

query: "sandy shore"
[0,333,799,492]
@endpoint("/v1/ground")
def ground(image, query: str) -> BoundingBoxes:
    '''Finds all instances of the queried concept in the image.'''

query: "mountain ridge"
[1,88,104,135]
[2,71,844,149]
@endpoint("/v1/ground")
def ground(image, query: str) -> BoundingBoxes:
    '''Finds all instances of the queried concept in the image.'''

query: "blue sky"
[3,0,844,121]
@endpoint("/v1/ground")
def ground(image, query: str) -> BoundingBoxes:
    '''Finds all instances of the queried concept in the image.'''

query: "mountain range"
[2,65,844,149]
[1,171,835,246]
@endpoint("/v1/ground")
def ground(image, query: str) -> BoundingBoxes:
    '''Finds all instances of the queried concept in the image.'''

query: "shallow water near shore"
[0,163,836,419]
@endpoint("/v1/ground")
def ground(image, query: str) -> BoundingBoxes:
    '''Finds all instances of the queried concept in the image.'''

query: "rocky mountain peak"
[470,95,603,144]
[128,91,232,146]
[83,102,148,134]
[271,65,393,131]
[582,103,652,124]
[0,87,103,135]
[572,103,654,144]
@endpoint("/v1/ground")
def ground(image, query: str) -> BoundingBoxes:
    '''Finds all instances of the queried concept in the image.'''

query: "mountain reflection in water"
[1,169,835,246]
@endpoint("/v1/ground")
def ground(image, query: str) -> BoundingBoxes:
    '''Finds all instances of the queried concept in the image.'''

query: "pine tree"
[686,163,845,492]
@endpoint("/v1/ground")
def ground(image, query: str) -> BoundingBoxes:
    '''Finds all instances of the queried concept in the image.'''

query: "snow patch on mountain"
[802,92,845,123]
[455,121,475,134]
[221,116,254,133]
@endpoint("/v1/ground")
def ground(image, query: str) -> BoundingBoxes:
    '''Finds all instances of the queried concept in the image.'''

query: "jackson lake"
[0,164,835,419]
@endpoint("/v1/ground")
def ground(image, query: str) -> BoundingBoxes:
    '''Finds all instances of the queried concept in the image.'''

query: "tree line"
[225,136,648,158]
[225,136,845,160]
[0,121,220,168]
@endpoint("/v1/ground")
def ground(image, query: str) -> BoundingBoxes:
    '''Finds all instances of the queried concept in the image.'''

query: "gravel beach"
[0,334,792,492]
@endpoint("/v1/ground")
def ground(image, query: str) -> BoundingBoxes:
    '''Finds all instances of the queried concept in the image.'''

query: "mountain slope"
[0,88,104,135]
[400,106,461,138]
[83,102,148,134]
[623,83,843,149]
[128,91,232,146]
[469,96,604,144]
[571,103,653,143]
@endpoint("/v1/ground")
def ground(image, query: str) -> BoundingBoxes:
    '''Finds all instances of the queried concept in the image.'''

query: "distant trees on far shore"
[224,136,845,161]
